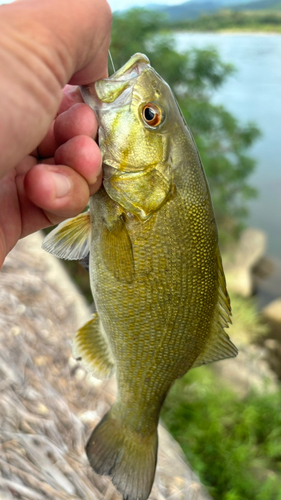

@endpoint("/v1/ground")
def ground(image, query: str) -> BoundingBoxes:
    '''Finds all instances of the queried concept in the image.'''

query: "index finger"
[58,85,84,115]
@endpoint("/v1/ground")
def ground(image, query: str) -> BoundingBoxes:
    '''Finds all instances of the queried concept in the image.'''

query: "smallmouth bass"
[43,53,238,500]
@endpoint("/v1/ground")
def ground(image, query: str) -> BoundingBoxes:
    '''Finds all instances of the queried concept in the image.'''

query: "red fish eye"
[142,103,162,127]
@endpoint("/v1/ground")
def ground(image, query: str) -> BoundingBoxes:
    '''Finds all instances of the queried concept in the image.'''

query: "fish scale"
[42,53,238,500]
[90,193,214,421]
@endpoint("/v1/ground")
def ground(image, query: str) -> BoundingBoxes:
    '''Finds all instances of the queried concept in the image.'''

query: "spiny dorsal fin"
[192,250,237,369]
[73,314,115,380]
[42,211,91,260]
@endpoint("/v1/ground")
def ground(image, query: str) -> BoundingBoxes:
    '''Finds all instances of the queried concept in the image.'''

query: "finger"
[54,135,102,194]
[58,85,84,115]
[16,155,37,176]
[38,101,97,159]
[69,30,110,85]
[16,172,53,238]
[16,155,54,177]
[24,164,101,224]
[36,121,57,159]
[54,103,98,146]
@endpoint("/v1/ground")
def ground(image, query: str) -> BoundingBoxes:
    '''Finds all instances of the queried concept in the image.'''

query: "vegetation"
[227,292,268,345]
[171,9,281,33]
[161,365,281,500]
[110,9,260,243]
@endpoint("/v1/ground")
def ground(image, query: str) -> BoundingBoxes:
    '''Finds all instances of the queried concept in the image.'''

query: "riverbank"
[173,27,281,34]
[169,10,281,35]
[174,28,281,35]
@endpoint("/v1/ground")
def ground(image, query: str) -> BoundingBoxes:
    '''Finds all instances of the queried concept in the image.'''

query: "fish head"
[81,53,185,173]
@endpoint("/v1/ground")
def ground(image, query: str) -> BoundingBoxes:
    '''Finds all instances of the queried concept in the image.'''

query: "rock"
[225,228,267,297]
[226,267,253,298]
[261,298,281,378]
[253,256,281,309]
[213,344,277,397]
[263,298,281,324]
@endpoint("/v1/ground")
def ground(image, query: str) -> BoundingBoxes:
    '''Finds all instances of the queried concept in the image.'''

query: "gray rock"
[225,228,267,297]
[263,298,281,324]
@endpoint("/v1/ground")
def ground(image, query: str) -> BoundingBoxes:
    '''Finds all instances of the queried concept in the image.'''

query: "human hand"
[0,0,112,267]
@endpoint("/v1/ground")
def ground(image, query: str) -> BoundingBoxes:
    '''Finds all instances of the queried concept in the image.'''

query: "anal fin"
[73,314,115,380]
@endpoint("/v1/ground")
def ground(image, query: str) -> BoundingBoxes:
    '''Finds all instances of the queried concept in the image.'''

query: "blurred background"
[2,0,281,498]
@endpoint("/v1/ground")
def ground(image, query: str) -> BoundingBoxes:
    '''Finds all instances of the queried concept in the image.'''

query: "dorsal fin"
[192,250,238,369]
[42,211,91,260]
[191,330,238,368]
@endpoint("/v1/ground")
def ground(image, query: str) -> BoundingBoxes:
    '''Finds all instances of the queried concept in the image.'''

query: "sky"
[0,0,186,9]
[107,0,185,11]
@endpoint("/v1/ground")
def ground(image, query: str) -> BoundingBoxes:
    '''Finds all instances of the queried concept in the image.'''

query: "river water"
[175,32,281,259]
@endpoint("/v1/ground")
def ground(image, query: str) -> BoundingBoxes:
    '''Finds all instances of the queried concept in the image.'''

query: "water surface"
[175,32,281,258]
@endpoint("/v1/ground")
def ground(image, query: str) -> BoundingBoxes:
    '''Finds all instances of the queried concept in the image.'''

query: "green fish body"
[43,53,237,500]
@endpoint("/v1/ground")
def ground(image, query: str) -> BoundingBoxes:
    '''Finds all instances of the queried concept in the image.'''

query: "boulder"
[263,298,281,325]
[260,298,281,378]
[225,228,267,297]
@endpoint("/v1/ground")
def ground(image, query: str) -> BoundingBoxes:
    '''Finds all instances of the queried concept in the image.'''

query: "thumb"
[0,0,111,175]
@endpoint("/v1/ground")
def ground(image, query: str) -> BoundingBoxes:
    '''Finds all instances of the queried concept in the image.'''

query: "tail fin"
[86,409,158,500]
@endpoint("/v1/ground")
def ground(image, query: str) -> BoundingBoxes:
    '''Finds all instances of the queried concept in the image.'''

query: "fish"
[42,53,238,500]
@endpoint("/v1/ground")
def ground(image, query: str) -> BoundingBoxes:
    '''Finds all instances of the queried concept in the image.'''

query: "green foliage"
[171,9,281,32]
[161,366,281,500]
[110,9,260,243]
[227,292,268,344]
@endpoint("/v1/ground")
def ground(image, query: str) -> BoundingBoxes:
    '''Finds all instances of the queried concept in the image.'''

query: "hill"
[232,0,281,10]
[150,0,281,20]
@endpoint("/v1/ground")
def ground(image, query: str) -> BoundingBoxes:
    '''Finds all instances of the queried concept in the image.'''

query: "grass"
[161,365,281,500]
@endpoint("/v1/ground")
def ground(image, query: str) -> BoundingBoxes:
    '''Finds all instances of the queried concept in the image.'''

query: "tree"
[110,9,260,244]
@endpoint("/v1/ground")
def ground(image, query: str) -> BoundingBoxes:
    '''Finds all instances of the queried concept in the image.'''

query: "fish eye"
[142,103,163,127]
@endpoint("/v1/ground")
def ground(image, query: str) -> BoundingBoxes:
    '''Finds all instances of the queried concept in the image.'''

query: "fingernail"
[53,173,72,198]
[88,159,103,185]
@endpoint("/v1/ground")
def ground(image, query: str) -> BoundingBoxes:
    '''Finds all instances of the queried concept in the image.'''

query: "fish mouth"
[81,53,150,110]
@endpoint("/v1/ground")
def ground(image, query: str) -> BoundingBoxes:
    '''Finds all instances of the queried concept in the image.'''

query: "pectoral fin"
[73,314,115,380]
[42,212,91,260]
[104,169,172,220]
[101,218,135,284]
